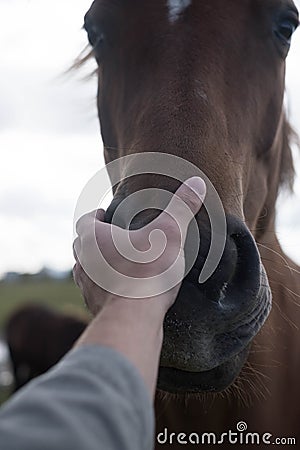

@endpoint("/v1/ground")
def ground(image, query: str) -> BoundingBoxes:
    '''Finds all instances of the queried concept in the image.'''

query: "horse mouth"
[157,270,272,394]
[158,346,250,394]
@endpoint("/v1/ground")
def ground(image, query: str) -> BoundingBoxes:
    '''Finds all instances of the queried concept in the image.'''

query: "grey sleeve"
[0,345,154,450]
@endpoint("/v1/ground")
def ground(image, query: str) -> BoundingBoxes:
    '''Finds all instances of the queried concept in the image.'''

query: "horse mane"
[70,46,96,76]
[280,117,299,192]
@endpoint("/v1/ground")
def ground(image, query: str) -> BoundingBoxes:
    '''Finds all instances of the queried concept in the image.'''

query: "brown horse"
[82,0,300,447]
[5,304,87,391]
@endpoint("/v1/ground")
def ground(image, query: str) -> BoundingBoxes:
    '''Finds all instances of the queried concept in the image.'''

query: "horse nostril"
[214,218,262,314]
[184,213,264,318]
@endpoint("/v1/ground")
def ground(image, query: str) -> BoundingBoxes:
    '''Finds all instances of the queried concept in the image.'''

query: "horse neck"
[257,218,300,303]
[252,220,300,397]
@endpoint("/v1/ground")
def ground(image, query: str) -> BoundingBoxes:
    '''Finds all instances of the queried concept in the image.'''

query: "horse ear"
[279,116,299,193]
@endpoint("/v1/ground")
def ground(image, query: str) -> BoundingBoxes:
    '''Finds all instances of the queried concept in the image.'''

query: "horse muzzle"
[158,212,272,393]
[105,195,272,393]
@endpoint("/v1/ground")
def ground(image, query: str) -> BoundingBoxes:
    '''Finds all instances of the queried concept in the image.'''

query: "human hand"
[73,177,206,317]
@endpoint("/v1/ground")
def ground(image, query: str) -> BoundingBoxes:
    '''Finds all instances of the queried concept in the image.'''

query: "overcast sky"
[0,0,300,277]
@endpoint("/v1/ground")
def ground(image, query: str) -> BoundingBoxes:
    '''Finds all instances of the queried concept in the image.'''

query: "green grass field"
[0,278,89,332]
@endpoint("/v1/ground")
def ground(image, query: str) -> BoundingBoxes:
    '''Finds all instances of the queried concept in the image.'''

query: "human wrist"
[100,293,165,326]
[100,289,177,324]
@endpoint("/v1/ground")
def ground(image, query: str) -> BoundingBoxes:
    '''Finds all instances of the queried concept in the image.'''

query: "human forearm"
[76,295,167,397]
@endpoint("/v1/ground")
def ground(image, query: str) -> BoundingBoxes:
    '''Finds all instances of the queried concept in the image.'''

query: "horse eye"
[275,17,298,45]
[84,16,104,49]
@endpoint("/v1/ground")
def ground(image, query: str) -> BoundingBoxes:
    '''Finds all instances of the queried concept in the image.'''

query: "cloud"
[0,68,98,135]
[0,0,98,136]
[0,0,300,276]
[0,130,105,275]
[0,188,72,220]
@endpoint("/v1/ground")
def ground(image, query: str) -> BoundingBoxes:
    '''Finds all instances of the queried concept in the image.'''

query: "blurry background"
[0,0,299,397]
[0,0,99,278]
[0,0,97,401]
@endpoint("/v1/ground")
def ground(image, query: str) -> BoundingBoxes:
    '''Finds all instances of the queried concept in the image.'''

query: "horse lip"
[158,346,250,393]
[161,282,272,374]
[160,334,250,374]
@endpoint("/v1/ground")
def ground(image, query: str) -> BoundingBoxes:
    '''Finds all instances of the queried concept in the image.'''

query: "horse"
[82,0,300,447]
[5,304,87,391]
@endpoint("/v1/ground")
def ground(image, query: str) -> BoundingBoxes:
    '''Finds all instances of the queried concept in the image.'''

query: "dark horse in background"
[5,304,86,391]
[82,0,300,447]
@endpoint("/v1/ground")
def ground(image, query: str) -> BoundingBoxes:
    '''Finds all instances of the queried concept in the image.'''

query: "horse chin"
[157,346,250,394]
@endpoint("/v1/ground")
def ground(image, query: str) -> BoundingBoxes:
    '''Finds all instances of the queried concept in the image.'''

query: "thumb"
[158,177,206,240]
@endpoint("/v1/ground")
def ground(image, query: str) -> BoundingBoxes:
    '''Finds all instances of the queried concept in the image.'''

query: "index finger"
[75,208,106,236]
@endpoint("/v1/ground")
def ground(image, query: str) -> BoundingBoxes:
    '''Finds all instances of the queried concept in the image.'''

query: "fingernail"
[185,177,206,198]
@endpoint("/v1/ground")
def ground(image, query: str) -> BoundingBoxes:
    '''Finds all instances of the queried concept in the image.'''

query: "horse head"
[83,0,298,393]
